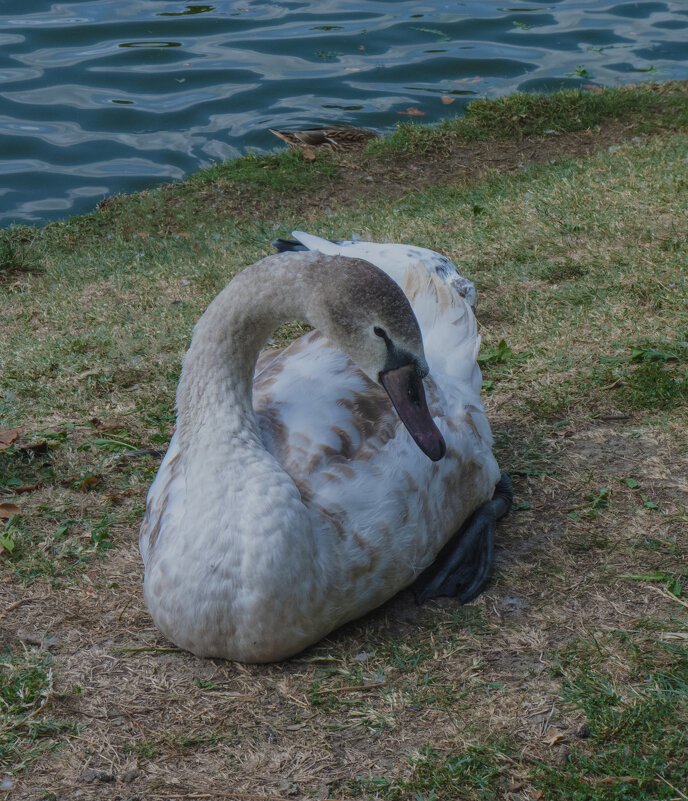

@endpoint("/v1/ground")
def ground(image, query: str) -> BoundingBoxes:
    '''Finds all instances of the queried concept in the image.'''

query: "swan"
[139,240,511,663]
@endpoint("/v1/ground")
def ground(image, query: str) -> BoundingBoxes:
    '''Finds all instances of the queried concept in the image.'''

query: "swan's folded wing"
[253,331,400,486]
[252,328,500,620]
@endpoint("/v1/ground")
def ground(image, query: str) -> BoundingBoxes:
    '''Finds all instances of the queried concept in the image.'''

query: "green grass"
[347,625,688,801]
[0,226,42,281]
[531,628,688,800]
[0,649,74,773]
[349,739,514,800]
[366,81,688,156]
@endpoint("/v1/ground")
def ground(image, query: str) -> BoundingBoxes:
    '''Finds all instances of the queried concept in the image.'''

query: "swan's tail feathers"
[272,238,308,253]
[412,471,512,604]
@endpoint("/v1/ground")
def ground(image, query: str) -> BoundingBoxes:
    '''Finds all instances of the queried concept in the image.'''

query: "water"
[1,0,686,227]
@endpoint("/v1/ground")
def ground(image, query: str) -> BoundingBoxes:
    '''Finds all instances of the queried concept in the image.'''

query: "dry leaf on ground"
[0,427,22,451]
[0,502,22,519]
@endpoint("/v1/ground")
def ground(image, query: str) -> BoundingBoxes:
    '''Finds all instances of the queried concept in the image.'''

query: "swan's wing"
[290,230,477,310]
[253,310,491,493]
[252,328,500,618]
[254,330,398,484]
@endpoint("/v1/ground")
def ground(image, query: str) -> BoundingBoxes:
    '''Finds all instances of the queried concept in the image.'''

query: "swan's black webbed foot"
[412,472,513,604]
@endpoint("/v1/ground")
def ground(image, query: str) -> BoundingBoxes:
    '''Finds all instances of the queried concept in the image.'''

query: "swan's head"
[313,256,446,462]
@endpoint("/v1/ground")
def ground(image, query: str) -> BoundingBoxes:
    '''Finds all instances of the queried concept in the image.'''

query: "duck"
[139,235,511,663]
[269,125,378,153]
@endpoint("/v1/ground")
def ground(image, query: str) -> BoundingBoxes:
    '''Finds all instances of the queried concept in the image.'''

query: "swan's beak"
[380,364,446,461]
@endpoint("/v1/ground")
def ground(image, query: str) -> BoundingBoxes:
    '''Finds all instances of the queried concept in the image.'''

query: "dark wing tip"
[272,238,308,253]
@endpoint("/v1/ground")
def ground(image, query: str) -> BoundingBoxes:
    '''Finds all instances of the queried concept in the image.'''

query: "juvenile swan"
[140,249,506,662]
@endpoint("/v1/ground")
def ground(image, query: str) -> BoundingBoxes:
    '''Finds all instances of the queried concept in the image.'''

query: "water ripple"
[0,0,687,226]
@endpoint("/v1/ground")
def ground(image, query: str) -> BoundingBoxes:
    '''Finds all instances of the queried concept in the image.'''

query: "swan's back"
[287,230,478,311]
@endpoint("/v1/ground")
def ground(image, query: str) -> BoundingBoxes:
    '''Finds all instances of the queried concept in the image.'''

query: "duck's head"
[310,256,446,462]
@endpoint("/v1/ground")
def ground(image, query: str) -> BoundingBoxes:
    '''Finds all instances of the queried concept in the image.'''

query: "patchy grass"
[531,627,688,800]
[0,648,74,774]
[366,80,688,156]
[0,82,686,797]
[0,226,43,282]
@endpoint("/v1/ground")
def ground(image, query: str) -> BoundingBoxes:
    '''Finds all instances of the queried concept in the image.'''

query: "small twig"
[599,377,625,391]
[656,773,688,800]
[645,584,688,610]
[312,682,386,695]
[116,448,164,460]
[116,595,134,624]
[1,596,42,618]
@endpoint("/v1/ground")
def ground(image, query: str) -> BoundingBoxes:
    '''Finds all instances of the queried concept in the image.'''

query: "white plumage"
[139,233,500,663]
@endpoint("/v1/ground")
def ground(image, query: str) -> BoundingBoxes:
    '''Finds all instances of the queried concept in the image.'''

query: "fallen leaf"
[0,503,21,519]
[456,75,482,84]
[77,475,102,491]
[302,148,316,161]
[102,492,132,504]
[398,107,425,116]
[441,95,455,105]
[544,731,565,746]
[0,428,22,451]
[13,484,38,495]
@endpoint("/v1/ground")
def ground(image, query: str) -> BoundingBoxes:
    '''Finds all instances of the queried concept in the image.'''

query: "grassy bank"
[1,82,687,800]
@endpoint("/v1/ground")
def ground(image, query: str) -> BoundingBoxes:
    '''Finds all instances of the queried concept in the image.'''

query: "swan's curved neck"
[176,254,313,445]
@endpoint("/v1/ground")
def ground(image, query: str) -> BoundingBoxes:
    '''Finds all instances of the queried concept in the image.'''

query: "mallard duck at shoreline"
[269,125,378,153]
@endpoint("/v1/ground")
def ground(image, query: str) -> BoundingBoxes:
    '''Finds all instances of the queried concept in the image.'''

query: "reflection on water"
[0,0,686,226]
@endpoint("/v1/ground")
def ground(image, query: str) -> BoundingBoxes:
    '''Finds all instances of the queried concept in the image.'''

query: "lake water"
[1,0,687,227]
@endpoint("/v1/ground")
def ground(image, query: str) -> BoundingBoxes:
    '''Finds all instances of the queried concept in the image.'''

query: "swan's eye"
[373,326,386,338]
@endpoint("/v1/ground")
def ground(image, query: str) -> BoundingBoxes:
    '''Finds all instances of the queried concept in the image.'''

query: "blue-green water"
[1,1,686,226]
